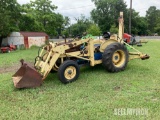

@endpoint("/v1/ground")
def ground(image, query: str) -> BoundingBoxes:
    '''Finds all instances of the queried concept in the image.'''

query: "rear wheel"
[58,60,80,84]
[102,42,128,72]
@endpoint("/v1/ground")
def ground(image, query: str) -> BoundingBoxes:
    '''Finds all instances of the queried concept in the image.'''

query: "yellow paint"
[112,50,126,67]
[64,66,76,80]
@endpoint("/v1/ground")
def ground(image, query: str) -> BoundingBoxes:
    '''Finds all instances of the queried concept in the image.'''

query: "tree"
[64,16,70,27]
[46,13,64,36]
[62,30,69,38]
[91,0,128,32]
[91,0,150,35]
[120,9,149,35]
[0,0,21,45]
[70,15,92,37]
[129,9,140,35]
[154,13,160,35]
[61,16,71,38]
[87,24,101,36]
[70,24,80,37]
[154,9,160,35]
[146,6,159,34]
[30,0,57,27]
[136,17,148,35]
[19,3,44,32]
[110,24,118,34]
[20,0,64,36]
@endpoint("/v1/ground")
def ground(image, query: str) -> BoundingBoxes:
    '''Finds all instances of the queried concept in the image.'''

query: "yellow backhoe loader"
[12,12,149,88]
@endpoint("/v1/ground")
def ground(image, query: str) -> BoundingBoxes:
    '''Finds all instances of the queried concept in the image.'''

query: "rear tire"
[58,60,80,84]
[102,42,128,72]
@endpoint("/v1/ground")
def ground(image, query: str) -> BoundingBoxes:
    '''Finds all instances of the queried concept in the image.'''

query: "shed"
[2,32,48,48]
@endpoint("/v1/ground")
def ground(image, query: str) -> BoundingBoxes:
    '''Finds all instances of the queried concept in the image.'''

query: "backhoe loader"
[12,12,149,88]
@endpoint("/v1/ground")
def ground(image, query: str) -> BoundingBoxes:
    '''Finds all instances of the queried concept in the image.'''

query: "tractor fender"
[99,39,118,52]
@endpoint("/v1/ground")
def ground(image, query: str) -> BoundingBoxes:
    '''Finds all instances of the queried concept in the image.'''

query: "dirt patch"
[0,65,20,74]
[113,86,121,91]
[0,62,34,74]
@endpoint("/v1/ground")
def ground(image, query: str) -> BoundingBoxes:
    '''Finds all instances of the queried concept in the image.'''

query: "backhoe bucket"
[12,64,43,88]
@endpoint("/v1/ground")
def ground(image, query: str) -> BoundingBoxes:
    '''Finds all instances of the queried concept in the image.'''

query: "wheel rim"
[112,50,126,67]
[64,66,76,80]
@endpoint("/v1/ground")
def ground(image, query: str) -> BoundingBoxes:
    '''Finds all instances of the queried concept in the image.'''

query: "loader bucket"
[12,64,43,88]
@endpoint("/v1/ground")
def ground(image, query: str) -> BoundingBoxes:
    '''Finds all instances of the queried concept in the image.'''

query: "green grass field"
[0,41,160,120]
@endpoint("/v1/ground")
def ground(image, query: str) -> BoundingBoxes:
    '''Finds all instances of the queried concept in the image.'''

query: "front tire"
[58,60,80,84]
[102,42,129,72]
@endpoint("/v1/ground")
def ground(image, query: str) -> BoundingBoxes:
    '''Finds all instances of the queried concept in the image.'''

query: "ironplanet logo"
[114,108,148,116]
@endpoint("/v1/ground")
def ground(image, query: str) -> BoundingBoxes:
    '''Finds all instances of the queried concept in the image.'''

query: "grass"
[0,41,160,120]
[0,47,39,67]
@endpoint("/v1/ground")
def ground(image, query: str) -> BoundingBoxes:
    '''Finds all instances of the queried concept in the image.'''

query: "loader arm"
[35,38,92,79]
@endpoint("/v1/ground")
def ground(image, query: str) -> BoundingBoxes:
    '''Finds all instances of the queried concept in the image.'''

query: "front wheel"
[58,60,80,84]
[102,42,129,72]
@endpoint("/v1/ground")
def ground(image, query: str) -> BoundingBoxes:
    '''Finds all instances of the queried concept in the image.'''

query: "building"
[2,32,48,48]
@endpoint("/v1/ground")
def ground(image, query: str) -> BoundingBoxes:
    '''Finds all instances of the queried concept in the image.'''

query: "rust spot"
[49,45,52,50]
[141,54,150,60]
[68,44,74,48]
[44,46,47,50]
[65,45,81,53]
[12,64,43,88]
[84,50,88,54]
[44,45,52,51]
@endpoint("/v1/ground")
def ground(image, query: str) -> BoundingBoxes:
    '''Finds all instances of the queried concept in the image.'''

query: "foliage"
[110,24,118,34]
[70,15,93,37]
[62,30,69,38]
[146,6,159,34]
[155,23,160,35]
[91,0,128,32]
[61,16,71,38]
[91,0,160,36]
[63,16,70,27]
[0,0,21,38]
[135,17,149,35]
[87,24,101,36]
[154,9,160,35]
[19,0,64,36]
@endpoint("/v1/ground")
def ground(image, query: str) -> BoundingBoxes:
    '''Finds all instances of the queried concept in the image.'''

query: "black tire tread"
[102,42,129,72]
[58,60,80,84]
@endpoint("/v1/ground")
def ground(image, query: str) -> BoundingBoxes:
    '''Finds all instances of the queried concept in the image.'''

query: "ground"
[0,41,159,120]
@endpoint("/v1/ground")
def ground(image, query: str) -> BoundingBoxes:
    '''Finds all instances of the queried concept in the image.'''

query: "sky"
[17,0,160,24]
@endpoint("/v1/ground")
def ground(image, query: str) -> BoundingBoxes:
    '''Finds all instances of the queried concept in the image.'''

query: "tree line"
[0,0,160,44]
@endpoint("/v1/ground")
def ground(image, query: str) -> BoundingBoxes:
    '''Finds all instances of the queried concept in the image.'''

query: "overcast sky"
[17,0,160,24]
